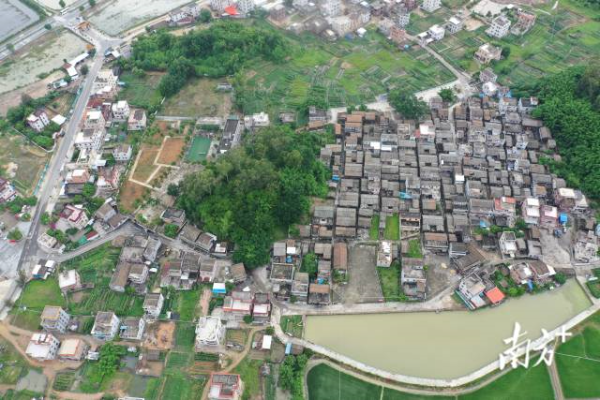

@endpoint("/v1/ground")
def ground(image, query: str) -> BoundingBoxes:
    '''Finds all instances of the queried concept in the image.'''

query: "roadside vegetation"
[377,261,405,302]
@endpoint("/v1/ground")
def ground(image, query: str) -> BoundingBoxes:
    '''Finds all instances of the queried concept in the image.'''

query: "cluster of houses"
[267,238,348,305]
[35,65,147,252]
[291,80,594,307]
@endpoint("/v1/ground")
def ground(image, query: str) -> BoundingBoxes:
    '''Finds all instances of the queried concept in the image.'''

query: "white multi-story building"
[143,293,164,321]
[26,333,60,361]
[111,100,130,121]
[195,317,226,349]
[487,15,511,38]
[522,197,541,225]
[27,109,50,132]
[398,12,410,28]
[422,0,441,13]
[446,16,463,34]
[210,0,233,12]
[74,129,106,151]
[112,144,132,162]
[237,0,255,14]
[83,109,106,131]
[41,306,70,333]
[428,24,445,40]
[91,312,121,341]
[320,0,341,16]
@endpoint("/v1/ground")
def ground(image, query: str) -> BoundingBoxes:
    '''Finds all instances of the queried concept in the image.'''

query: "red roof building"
[485,287,505,305]
[224,5,238,15]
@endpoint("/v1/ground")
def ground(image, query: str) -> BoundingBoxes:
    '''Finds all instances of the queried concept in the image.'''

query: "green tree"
[388,89,428,120]
[199,9,212,23]
[40,212,50,225]
[6,43,15,54]
[81,64,89,76]
[554,272,567,285]
[44,23,52,30]
[167,184,179,196]
[88,0,96,7]
[7,228,23,241]
[301,253,318,280]
[59,0,65,7]
[501,46,511,58]
[82,182,96,199]
[164,224,179,238]
[438,88,455,103]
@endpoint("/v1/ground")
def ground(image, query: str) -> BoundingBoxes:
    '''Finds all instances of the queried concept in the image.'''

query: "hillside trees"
[178,126,330,268]
[129,21,288,97]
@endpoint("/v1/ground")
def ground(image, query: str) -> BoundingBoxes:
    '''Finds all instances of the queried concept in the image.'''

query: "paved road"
[18,21,122,273]
[0,0,95,61]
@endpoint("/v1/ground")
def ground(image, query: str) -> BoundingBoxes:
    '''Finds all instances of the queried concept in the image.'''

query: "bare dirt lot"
[144,321,175,351]
[336,243,382,304]
[119,180,147,212]
[132,148,160,182]
[157,137,185,165]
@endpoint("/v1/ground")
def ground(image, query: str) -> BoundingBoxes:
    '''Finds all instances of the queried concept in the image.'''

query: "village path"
[0,322,102,399]
[200,325,266,400]
[547,353,565,400]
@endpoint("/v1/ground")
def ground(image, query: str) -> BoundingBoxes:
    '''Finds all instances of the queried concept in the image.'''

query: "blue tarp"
[560,213,568,224]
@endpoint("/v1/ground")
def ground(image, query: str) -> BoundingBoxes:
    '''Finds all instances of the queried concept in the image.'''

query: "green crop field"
[235,21,454,119]
[426,0,600,88]
[556,313,600,399]
[370,214,380,240]
[307,363,553,400]
[61,244,144,317]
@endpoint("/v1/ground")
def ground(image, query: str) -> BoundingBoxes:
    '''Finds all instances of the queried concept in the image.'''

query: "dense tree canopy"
[178,126,331,268]
[129,22,288,97]
[525,64,600,198]
[388,89,428,120]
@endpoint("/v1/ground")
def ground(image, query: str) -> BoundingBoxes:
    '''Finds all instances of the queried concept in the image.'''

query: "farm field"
[61,244,145,317]
[118,71,164,110]
[10,278,65,330]
[281,315,304,338]
[0,0,39,43]
[0,134,49,195]
[157,137,186,165]
[132,147,160,182]
[118,179,147,213]
[87,0,191,35]
[307,362,553,400]
[384,214,400,240]
[162,78,233,118]
[235,21,454,119]
[0,30,87,94]
[555,312,600,398]
[426,0,600,87]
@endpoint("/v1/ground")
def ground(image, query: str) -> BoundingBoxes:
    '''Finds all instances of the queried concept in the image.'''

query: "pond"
[304,280,591,379]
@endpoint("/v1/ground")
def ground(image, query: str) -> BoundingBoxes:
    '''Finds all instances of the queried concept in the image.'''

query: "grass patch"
[119,71,164,109]
[383,214,399,240]
[166,352,192,372]
[15,278,65,310]
[176,289,201,322]
[234,358,263,400]
[370,214,380,240]
[161,373,205,400]
[281,315,304,338]
[377,261,403,302]
[0,339,28,385]
[174,322,196,351]
[0,135,49,196]
[407,239,423,259]
[162,78,232,117]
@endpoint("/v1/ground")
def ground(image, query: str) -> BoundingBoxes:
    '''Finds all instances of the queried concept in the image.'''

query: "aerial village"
[1,0,600,397]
